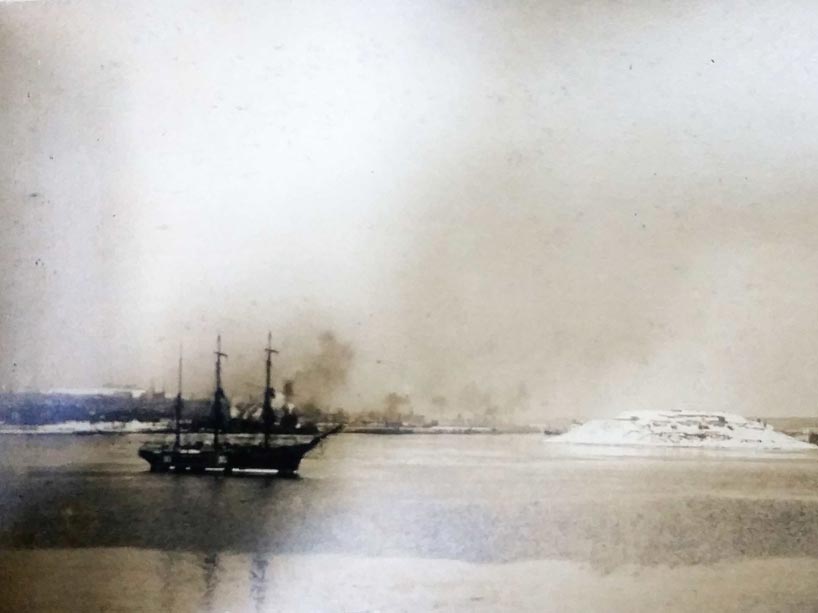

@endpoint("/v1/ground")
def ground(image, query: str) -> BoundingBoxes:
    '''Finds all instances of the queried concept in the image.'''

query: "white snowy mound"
[553,409,814,450]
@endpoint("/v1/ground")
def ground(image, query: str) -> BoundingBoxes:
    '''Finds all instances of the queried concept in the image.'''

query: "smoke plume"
[287,332,354,409]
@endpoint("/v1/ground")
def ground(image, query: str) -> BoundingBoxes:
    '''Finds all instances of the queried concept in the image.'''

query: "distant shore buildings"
[44,386,147,399]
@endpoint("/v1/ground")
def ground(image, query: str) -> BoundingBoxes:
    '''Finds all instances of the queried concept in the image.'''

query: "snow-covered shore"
[0,420,171,435]
[552,409,814,450]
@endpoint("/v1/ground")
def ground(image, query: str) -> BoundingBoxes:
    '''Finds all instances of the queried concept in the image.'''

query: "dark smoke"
[282,380,295,403]
[383,392,411,421]
[287,332,354,409]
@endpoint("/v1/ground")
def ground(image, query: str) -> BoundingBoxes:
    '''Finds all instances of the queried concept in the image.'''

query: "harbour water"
[3,433,818,611]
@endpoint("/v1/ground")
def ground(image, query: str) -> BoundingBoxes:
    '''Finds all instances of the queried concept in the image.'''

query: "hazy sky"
[3,0,818,417]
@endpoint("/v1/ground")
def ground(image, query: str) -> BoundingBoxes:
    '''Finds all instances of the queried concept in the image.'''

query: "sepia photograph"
[2,1,818,611]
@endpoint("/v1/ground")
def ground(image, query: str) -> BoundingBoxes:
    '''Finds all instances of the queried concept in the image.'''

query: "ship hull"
[138,427,341,475]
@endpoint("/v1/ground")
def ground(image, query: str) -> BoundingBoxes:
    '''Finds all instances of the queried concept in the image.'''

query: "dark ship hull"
[139,427,341,476]
[140,334,341,476]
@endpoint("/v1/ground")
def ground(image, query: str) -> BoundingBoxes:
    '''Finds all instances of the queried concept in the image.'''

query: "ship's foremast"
[174,344,183,448]
[212,334,228,449]
[263,332,279,448]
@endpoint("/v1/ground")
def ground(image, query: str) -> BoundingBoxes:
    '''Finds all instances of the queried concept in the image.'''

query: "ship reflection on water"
[186,552,272,613]
[201,553,220,612]
[249,553,270,612]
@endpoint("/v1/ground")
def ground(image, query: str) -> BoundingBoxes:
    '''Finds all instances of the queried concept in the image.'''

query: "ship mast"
[263,332,279,448]
[174,343,183,448]
[212,334,228,449]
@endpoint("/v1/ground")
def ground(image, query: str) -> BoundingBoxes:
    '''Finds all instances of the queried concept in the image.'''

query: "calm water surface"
[2,433,818,611]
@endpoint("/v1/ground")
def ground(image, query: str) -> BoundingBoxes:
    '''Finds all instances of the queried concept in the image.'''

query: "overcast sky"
[3,0,818,417]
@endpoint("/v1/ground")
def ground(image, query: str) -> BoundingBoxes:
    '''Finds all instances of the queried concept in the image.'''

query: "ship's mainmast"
[212,334,228,449]
[263,332,279,448]
[174,344,183,448]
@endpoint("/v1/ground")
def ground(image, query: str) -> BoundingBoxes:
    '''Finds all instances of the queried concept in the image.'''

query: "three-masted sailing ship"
[138,334,341,475]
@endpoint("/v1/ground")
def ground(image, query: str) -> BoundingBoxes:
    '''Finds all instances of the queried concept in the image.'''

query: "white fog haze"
[3,0,818,418]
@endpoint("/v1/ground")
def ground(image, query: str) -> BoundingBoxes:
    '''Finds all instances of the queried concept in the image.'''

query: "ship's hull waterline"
[138,435,326,476]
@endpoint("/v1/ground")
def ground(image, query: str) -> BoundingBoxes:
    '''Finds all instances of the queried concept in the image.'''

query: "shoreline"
[0,423,544,436]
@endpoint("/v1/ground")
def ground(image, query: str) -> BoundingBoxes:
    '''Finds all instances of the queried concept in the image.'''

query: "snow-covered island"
[552,409,815,450]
